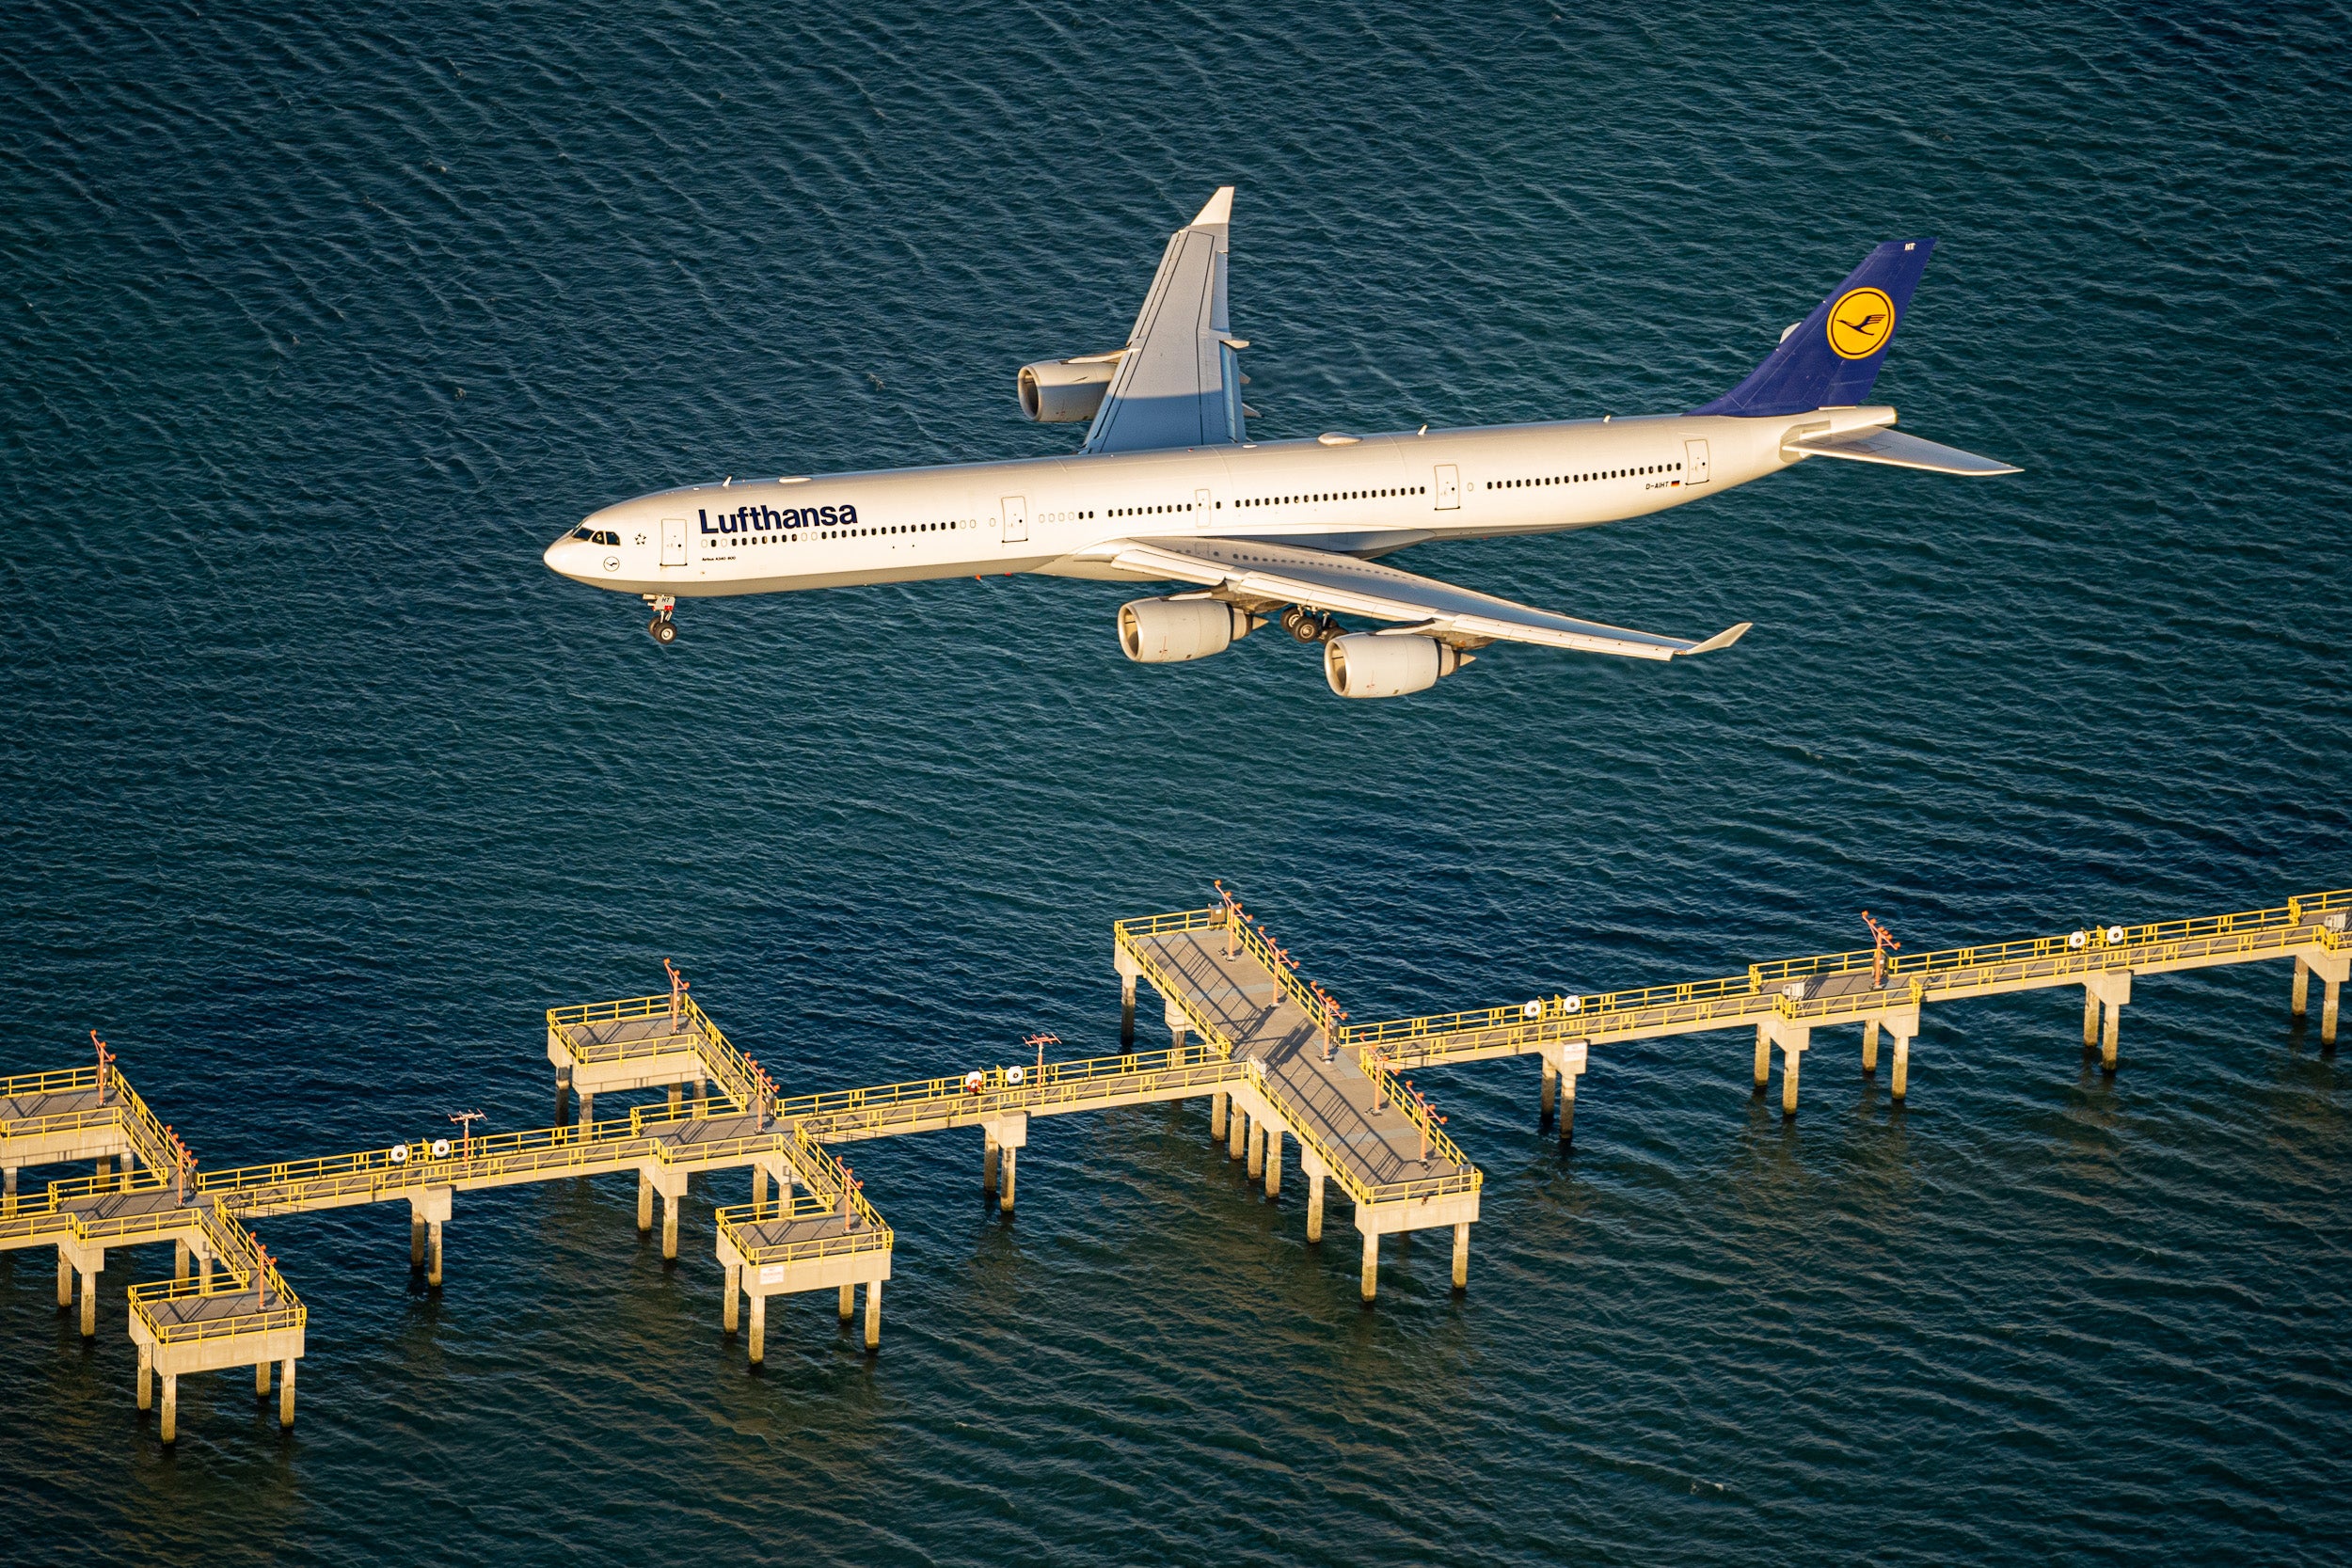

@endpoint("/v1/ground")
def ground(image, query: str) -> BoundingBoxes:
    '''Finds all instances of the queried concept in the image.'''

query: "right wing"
[1081,188,1246,455]
[1108,536,1749,660]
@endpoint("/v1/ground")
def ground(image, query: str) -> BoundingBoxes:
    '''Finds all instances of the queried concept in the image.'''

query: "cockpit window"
[571,526,595,540]
[596,531,620,546]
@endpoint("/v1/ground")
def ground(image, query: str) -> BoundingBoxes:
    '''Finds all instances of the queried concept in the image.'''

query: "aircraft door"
[1683,440,1710,485]
[1001,495,1028,544]
[660,516,687,566]
[1194,486,1213,523]
[1434,464,1460,510]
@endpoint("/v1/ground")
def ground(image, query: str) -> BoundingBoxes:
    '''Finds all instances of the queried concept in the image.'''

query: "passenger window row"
[1486,463,1681,491]
[1236,486,1425,509]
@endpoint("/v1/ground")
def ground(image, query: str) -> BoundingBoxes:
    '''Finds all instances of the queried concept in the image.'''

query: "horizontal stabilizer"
[1786,427,2020,476]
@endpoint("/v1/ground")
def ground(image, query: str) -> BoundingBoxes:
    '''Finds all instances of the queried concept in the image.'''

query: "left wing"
[1082,188,1246,455]
[1108,537,1749,659]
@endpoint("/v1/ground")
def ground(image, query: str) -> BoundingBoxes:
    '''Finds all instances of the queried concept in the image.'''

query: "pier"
[4,885,2344,1448]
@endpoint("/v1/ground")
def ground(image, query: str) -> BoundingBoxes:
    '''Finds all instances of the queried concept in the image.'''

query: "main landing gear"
[1281,606,1342,643]
[643,594,677,644]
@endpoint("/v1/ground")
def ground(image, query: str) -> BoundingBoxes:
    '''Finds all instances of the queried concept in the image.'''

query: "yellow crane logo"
[1826,286,1896,359]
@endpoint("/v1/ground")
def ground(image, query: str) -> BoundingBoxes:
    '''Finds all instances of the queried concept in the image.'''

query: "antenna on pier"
[448,1109,485,1157]
[1861,910,1901,990]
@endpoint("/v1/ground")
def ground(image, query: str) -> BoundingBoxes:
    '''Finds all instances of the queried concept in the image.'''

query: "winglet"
[1189,185,1234,229]
[1680,622,1752,656]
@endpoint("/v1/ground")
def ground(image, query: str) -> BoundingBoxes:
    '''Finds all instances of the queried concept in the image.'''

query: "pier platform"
[3,883,2344,1450]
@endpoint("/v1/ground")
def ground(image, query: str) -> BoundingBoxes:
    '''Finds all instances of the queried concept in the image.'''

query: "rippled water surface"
[5,2,2350,1562]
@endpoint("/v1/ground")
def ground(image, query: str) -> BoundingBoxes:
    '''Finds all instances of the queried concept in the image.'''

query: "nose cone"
[543,525,595,580]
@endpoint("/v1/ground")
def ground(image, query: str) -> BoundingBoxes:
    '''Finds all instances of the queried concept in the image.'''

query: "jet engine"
[1119,598,1261,663]
[1017,354,1121,422]
[1322,633,1473,698]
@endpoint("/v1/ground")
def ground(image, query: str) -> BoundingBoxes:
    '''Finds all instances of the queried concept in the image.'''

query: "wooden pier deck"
[2,882,2343,1450]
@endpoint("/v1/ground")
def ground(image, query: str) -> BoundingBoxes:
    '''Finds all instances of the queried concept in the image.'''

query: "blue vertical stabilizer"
[1691,240,1936,417]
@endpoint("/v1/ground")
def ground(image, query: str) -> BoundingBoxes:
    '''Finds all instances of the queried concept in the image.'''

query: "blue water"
[5,1,2350,1561]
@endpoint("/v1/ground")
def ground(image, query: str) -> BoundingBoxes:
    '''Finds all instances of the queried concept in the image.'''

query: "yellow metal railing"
[0,1063,103,1100]
[127,1200,304,1346]
[1343,887,2352,1060]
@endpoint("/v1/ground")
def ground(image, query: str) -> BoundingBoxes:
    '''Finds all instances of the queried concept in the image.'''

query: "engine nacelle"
[1119,597,1260,663]
[1322,633,1473,698]
[1017,354,1120,422]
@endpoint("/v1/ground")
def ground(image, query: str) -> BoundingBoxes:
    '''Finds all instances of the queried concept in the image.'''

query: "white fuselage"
[542,406,1896,598]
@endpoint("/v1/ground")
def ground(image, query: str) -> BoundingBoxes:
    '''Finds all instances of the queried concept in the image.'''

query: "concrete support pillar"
[668,1083,683,1117]
[96,1156,111,1185]
[1228,1103,1248,1161]
[256,1359,272,1397]
[1359,1228,1378,1303]
[838,1284,854,1322]
[1210,1092,1228,1143]
[553,1066,572,1127]
[863,1280,882,1352]
[279,1358,295,1428]
[56,1248,71,1308]
[1307,1171,1326,1243]
[175,1239,190,1282]
[1754,1023,1771,1089]
[1863,1020,1880,1076]
[427,1220,444,1287]
[1780,1039,1805,1117]
[752,1164,769,1216]
[2083,988,2100,1047]
[660,1189,679,1260]
[3,1164,14,1217]
[637,1171,654,1235]
[1166,999,1186,1053]
[1452,1222,1470,1291]
[577,1091,595,1134]
[2323,977,2342,1046]
[1000,1147,1019,1212]
[78,1265,97,1338]
[1558,1069,1578,1147]
[1120,974,1137,1046]
[723,1265,740,1333]
[1247,1121,1265,1180]
[2102,1001,2122,1069]
[1540,1054,1558,1120]
[983,1137,1000,1197]
[160,1373,178,1444]
[200,1252,213,1289]
[748,1291,766,1366]
[120,1157,133,1194]
[2291,957,2309,1018]
[137,1342,152,1411]
[1263,1127,1282,1197]
[1891,1035,1912,1100]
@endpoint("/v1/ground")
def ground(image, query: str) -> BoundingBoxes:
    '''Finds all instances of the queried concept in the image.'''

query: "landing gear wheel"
[1287,610,1325,644]
[648,617,677,644]
[1316,615,1343,642]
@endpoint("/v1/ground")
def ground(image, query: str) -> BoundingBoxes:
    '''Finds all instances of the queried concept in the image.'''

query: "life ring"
[1007,1064,1026,1086]
[1564,995,1582,1015]
[388,1143,408,1165]
[2106,926,2125,944]
[430,1138,452,1159]
[962,1070,985,1094]
[2068,930,2088,950]
[1521,1000,1542,1021]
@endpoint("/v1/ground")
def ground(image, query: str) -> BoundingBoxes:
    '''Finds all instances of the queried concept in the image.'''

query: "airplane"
[543,188,2017,698]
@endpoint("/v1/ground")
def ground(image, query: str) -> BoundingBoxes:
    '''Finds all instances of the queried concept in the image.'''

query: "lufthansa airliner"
[544,189,2014,699]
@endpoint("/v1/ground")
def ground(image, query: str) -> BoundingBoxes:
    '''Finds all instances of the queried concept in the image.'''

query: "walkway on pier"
[2,881,2344,1450]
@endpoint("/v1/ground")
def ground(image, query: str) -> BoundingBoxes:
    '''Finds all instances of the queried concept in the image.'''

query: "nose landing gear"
[643,594,677,644]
